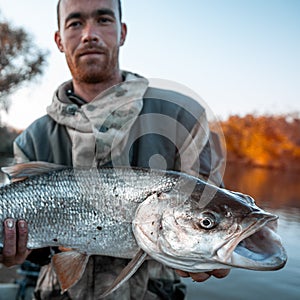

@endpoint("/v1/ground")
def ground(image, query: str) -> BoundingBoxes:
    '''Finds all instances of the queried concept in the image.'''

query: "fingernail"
[6,219,15,229]
[19,221,25,228]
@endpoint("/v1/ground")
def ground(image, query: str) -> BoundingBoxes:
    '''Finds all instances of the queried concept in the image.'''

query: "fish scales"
[0,167,178,257]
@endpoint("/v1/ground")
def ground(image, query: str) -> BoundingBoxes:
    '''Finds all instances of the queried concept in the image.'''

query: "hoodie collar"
[47,71,149,129]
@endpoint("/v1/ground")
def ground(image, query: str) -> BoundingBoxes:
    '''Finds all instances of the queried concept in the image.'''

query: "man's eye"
[68,21,82,28]
[98,17,113,24]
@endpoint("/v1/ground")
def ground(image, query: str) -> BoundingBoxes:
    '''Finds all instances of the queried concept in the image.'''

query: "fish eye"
[198,212,217,229]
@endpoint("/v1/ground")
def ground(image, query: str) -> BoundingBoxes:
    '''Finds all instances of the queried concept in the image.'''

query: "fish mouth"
[218,212,287,271]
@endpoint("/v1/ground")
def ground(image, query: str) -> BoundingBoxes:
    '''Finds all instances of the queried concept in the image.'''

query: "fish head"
[133,178,287,272]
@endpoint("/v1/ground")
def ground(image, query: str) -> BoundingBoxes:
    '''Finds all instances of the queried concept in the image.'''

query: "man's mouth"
[78,48,106,57]
[80,51,104,57]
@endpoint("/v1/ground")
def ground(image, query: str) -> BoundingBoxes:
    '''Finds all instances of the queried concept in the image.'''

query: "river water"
[0,158,299,299]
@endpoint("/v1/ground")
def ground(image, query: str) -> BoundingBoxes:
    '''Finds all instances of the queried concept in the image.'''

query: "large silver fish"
[0,162,287,296]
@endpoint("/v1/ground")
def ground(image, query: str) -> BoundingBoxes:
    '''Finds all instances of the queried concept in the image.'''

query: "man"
[0,0,229,299]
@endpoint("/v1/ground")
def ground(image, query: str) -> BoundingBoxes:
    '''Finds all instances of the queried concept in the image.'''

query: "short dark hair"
[57,0,122,29]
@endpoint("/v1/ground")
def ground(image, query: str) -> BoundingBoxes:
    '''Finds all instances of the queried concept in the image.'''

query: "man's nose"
[82,23,100,43]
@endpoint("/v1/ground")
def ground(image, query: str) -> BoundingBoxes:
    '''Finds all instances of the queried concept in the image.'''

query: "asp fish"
[0,162,287,296]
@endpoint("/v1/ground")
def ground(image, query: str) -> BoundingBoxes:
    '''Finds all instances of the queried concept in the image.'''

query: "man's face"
[55,0,126,84]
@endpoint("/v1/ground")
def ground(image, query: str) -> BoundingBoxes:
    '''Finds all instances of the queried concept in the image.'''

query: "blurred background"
[0,0,299,299]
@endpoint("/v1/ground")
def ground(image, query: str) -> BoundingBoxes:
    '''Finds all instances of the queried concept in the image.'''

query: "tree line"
[2,114,300,169]
[220,114,300,170]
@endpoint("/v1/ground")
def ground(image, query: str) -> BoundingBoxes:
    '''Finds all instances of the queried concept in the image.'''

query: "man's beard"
[75,62,107,84]
[66,49,119,84]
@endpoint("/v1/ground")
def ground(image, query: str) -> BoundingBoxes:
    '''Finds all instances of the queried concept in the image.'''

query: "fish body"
[0,162,287,294]
[0,166,176,257]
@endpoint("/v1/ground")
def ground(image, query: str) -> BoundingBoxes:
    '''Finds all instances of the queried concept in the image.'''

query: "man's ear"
[55,31,64,53]
[119,23,127,46]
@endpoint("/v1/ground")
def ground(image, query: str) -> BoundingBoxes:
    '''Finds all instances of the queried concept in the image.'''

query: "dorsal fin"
[99,249,148,298]
[1,161,67,182]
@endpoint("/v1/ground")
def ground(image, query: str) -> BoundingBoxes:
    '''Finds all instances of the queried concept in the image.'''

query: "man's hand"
[0,219,31,267]
[175,269,230,282]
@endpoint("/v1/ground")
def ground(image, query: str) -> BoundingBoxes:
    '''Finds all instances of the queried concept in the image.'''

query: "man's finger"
[208,269,230,278]
[17,220,29,255]
[3,219,17,257]
[3,219,17,266]
[189,272,211,282]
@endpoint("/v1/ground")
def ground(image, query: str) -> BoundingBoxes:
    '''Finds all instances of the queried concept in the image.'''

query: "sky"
[0,0,299,129]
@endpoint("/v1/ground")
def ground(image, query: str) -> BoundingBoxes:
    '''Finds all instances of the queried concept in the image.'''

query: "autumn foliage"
[219,114,300,169]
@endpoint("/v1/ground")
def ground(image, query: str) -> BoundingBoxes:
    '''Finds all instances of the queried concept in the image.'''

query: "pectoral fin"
[100,249,148,298]
[52,251,89,293]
